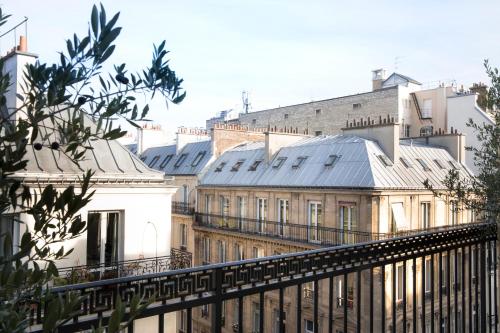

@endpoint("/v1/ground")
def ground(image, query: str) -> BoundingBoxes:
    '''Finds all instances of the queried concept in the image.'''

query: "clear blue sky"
[2,0,500,134]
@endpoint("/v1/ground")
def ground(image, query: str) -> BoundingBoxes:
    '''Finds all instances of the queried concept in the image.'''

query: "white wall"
[447,93,495,174]
[20,185,176,268]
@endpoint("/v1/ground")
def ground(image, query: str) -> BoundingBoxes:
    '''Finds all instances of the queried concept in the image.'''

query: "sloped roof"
[200,135,471,190]
[140,140,213,175]
[15,111,166,183]
[382,72,421,87]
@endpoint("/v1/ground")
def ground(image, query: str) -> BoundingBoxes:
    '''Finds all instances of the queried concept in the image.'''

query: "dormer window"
[433,159,446,169]
[160,154,173,168]
[215,162,227,172]
[400,157,412,168]
[378,155,393,167]
[416,158,431,171]
[148,155,160,168]
[292,156,307,169]
[231,160,245,172]
[140,156,147,162]
[248,160,263,171]
[324,154,341,167]
[174,153,188,168]
[273,157,287,169]
[191,151,206,167]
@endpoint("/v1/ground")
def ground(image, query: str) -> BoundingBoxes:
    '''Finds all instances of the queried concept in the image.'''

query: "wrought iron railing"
[26,222,497,333]
[172,201,195,215]
[56,248,192,284]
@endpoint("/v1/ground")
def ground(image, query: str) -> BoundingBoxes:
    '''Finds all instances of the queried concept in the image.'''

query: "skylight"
[160,154,173,168]
[215,162,227,172]
[191,151,206,167]
[174,153,188,168]
[248,159,263,171]
[292,156,307,169]
[400,157,412,168]
[324,154,341,167]
[433,159,446,169]
[273,157,287,169]
[416,158,431,171]
[378,155,393,167]
[231,159,245,172]
[148,155,160,168]
[448,160,460,170]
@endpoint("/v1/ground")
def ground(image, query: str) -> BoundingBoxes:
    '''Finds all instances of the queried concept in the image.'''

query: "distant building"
[205,109,239,130]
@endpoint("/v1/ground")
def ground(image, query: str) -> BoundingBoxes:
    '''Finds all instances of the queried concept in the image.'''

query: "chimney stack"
[17,36,27,52]
[372,68,387,91]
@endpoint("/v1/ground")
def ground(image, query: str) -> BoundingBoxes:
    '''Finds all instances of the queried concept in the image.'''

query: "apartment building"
[212,69,494,174]
[191,121,475,333]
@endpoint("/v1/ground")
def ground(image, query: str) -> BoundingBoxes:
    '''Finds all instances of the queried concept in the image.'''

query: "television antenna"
[242,91,251,114]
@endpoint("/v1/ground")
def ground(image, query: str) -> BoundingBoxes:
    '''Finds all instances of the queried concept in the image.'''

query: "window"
[400,157,412,168]
[339,203,357,244]
[396,264,404,301]
[391,202,409,232]
[304,319,314,333]
[202,237,211,264]
[441,254,448,292]
[308,201,322,242]
[303,282,314,300]
[273,157,287,169]
[467,208,476,223]
[448,160,460,170]
[252,302,260,333]
[201,304,209,318]
[234,243,244,261]
[425,257,432,293]
[252,246,264,258]
[217,240,226,263]
[416,158,431,171]
[420,126,433,136]
[233,299,240,326]
[86,212,121,266]
[315,130,322,136]
[179,310,187,332]
[140,156,147,162]
[352,103,361,109]
[421,202,431,228]
[0,214,19,257]
[159,154,173,168]
[174,153,188,168]
[324,154,341,167]
[148,155,160,168]
[231,159,245,171]
[434,159,446,169]
[450,200,458,225]
[180,224,187,247]
[182,184,188,203]
[248,159,262,171]
[205,195,212,214]
[277,199,289,236]
[292,156,307,169]
[315,109,321,116]
[273,309,280,333]
[237,196,246,229]
[284,114,289,119]
[191,151,206,167]
[378,154,393,166]
[256,198,267,233]
[220,196,230,223]
[215,162,227,172]
[404,125,410,138]
[422,99,432,118]
[252,119,257,125]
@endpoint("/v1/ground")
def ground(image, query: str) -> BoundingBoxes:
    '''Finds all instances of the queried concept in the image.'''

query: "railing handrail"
[49,222,495,292]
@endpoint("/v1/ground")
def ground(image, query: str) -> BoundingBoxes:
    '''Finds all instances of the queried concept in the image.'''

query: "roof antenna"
[394,56,404,72]
[242,91,251,114]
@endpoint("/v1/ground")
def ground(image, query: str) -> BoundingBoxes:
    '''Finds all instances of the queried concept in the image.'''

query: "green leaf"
[91,4,99,37]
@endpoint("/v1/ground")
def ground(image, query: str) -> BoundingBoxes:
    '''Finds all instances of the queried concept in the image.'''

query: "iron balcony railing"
[56,248,192,284]
[172,201,195,215]
[26,222,497,333]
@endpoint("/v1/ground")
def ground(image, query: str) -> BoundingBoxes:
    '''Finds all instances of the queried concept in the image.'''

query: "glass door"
[86,211,120,267]
[308,201,322,242]
[256,198,267,233]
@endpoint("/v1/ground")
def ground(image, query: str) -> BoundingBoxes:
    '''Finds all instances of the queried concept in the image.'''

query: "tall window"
[272,309,280,333]
[233,299,240,326]
[308,201,322,242]
[339,203,357,244]
[422,98,433,118]
[217,240,226,263]
[252,247,264,258]
[234,243,244,261]
[205,194,212,223]
[220,196,230,224]
[179,310,187,333]
[421,202,431,229]
[252,302,260,333]
[237,196,246,229]
[304,319,314,333]
[425,257,432,293]
[86,211,120,266]
[396,263,404,301]
[450,200,458,225]
[0,214,20,257]
[182,185,188,204]
[202,237,211,264]
[180,223,187,248]
[256,198,267,233]
[277,199,289,236]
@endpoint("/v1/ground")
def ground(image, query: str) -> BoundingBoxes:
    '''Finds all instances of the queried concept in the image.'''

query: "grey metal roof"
[15,112,166,182]
[140,140,213,175]
[383,72,421,86]
[200,135,471,190]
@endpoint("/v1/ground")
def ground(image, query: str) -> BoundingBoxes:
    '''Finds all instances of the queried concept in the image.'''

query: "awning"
[391,203,409,231]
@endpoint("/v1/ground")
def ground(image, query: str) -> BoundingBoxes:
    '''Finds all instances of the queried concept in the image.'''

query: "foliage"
[424,60,499,222]
[0,4,184,332]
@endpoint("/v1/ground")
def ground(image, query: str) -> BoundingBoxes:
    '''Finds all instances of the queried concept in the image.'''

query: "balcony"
[56,248,192,284]
[172,201,195,215]
[25,222,497,333]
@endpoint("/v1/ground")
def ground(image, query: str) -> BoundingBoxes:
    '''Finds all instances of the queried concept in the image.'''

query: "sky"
[2,0,500,137]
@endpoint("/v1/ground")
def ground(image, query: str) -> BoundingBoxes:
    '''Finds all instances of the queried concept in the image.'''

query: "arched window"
[420,126,433,136]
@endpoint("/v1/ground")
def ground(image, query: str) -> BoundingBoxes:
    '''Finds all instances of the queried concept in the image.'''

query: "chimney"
[418,130,466,164]
[2,36,38,122]
[210,124,265,158]
[342,117,400,163]
[264,131,309,162]
[176,127,210,153]
[372,68,387,91]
